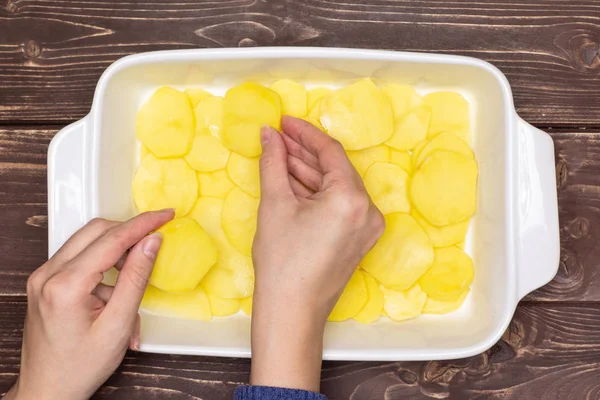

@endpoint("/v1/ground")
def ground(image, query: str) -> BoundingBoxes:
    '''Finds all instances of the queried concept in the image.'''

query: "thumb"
[259,125,293,202]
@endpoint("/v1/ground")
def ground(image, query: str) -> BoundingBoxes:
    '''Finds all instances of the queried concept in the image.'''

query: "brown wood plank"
[1,301,600,399]
[1,0,600,125]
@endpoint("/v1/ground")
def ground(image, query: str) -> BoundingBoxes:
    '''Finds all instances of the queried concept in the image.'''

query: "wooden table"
[1,1,599,399]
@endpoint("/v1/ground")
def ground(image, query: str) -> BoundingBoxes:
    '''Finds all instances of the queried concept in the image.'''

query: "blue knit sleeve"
[234,386,328,400]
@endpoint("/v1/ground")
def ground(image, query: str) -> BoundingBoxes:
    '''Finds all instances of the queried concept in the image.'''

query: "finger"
[258,125,294,203]
[281,132,320,171]
[102,232,162,326]
[129,313,141,351]
[114,250,130,271]
[287,155,322,192]
[289,174,313,198]
[70,209,174,287]
[92,283,114,303]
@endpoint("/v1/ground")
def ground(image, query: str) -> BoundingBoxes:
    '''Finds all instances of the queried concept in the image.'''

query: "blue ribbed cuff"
[234,385,327,400]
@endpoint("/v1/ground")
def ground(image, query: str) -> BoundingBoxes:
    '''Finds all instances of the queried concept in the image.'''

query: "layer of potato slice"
[381,84,424,118]
[185,88,212,108]
[423,289,469,314]
[141,284,212,321]
[410,151,478,226]
[185,134,231,172]
[208,294,240,317]
[320,78,393,150]
[363,162,410,215]
[197,170,235,199]
[202,266,254,299]
[136,86,195,158]
[221,187,259,256]
[241,296,253,316]
[354,271,384,324]
[346,145,390,177]
[132,154,197,218]
[227,153,261,197]
[385,105,432,151]
[328,270,368,322]
[424,91,470,143]
[194,96,225,137]
[389,149,411,174]
[415,131,474,168]
[362,213,434,290]
[383,284,427,322]
[419,247,474,301]
[307,87,333,111]
[149,217,218,292]
[411,209,470,248]
[270,79,307,118]
[140,145,151,160]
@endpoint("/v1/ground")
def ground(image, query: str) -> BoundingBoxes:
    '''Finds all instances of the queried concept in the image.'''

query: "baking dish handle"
[515,118,560,300]
[47,117,90,257]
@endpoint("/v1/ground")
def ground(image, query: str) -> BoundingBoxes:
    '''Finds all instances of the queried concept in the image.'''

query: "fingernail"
[142,232,163,260]
[160,208,175,214]
[131,335,140,352]
[260,125,272,145]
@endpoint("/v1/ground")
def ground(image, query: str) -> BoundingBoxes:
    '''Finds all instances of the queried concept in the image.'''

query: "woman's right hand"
[250,116,385,392]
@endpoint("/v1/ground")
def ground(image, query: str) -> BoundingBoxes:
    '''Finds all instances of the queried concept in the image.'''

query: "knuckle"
[26,269,44,296]
[372,209,386,238]
[87,217,111,231]
[336,191,370,220]
[41,274,77,309]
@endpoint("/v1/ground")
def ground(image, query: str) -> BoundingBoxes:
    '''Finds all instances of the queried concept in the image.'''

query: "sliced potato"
[320,78,393,150]
[383,284,427,322]
[141,284,212,321]
[419,247,474,301]
[201,266,254,299]
[307,87,333,111]
[389,149,411,174]
[197,169,235,199]
[304,98,326,131]
[208,294,240,317]
[354,271,384,324]
[149,217,218,292]
[270,79,307,117]
[415,131,474,168]
[363,162,410,215]
[136,86,195,158]
[424,91,470,143]
[410,151,478,226]
[226,153,261,197]
[222,187,259,256]
[140,145,151,160]
[132,154,197,218]
[411,209,470,248]
[362,213,434,290]
[184,134,231,172]
[185,88,212,107]
[423,290,469,314]
[194,96,225,137]
[346,145,390,177]
[385,105,431,151]
[411,140,428,168]
[381,84,423,118]
[329,270,368,322]
[241,296,253,316]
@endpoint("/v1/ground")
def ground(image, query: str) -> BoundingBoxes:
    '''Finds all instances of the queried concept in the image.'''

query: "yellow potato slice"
[411,140,428,168]
[141,284,212,321]
[307,87,332,111]
[221,187,259,256]
[329,270,368,322]
[202,266,254,299]
[184,134,231,172]
[383,284,427,322]
[363,162,410,215]
[415,132,474,168]
[386,105,431,151]
[132,154,198,218]
[222,83,282,157]
[424,91,470,143]
[320,78,393,150]
[197,169,235,199]
[389,149,411,174]
[346,145,390,177]
[354,271,384,324]
[140,145,151,160]
[419,247,474,301]
[362,213,434,290]
[241,296,253,316]
[149,217,218,292]
[423,290,469,314]
[410,151,478,226]
[194,96,225,137]
[185,88,212,108]
[136,86,194,158]
[381,84,424,118]
[270,79,307,117]
[227,153,261,197]
[303,98,326,131]
[208,294,240,317]
[411,209,470,248]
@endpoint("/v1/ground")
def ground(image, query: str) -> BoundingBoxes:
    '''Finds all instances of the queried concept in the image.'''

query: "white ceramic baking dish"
[47,47,559,361]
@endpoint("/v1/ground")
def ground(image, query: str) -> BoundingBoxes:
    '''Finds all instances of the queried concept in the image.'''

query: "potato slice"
[185,88,212,107]
[381,84,424,118]
[329,270,368,322]
[184,134,231,172]
[424,92,470,143]
[411,209,470,248]
[307,87,332,111]
[419,247,474,301]
[346,145,390,177]
[222,187,259,256]
[149,217,217,292]
[389,149,411,174]
[194,96,224,137]
[222,83,282,157]
[410,151,478,226]
[383,284,427,322]
[304,98,326,131]
[136,86,194,158]
[132,154,197,218]
[415,132,474,168]
[197,170,235,199]
[227,153,260,197]
[363,162,410,215]
[362,213,434,290]
[140,145,151,160]
[423,290,469,314]
[411,140,428,168]
[141,284,212,321]
[354,271,384,324]
[320,78,393,150]
[385,105,432,151]
[208,294,240,317]
[241,296,253,316]
[270,79,307,117]
[202,266,254,299]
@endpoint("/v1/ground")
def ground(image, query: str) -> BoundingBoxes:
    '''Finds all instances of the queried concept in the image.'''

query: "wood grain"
[1,0,600,124]
[2,301,600,399]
